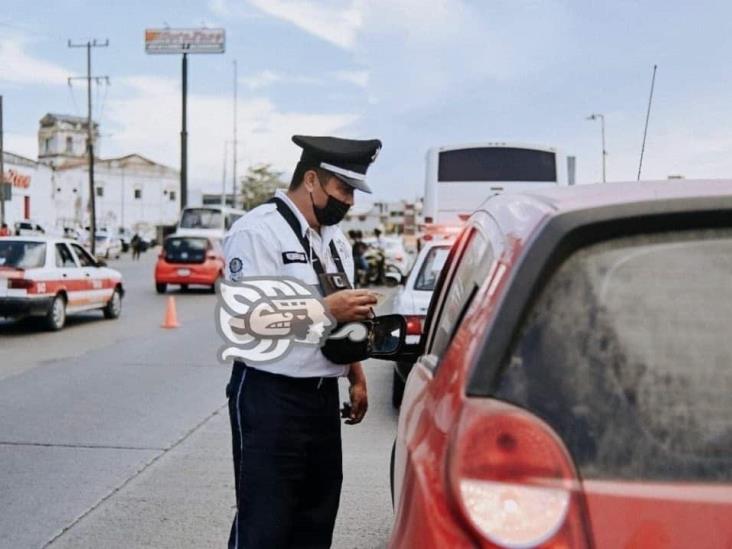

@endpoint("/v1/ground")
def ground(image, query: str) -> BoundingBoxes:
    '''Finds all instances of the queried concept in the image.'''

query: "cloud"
[0,35,71,86]
[244,0,363,49]
[208,0,262,19]
[227,0,570,109]
[239,70,321,91]
[239,69,368,91]
[335,70,369,88]
[103,75,359,191]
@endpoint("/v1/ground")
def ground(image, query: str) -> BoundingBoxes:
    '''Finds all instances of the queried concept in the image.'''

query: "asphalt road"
[0,249,398,549]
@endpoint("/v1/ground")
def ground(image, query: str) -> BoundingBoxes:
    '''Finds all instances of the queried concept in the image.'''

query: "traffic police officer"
[223,135,382,548]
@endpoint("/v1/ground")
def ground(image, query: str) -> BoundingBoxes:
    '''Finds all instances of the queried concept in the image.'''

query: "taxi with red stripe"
[0,236,124,330]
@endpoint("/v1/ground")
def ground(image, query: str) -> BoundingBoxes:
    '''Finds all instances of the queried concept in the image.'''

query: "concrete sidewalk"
[48,407,234,549]
[45,362,396,549]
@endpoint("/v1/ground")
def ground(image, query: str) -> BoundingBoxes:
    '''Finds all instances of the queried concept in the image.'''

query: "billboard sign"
[145,28,225,54]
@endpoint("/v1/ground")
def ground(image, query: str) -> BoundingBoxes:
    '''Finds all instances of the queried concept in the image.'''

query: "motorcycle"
[359,246,403,287]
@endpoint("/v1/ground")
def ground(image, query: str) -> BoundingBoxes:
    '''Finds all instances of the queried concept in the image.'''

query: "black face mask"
[310,182,351,226]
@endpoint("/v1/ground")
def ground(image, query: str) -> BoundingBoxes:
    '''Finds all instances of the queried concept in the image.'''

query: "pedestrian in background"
[351,229,369,287]
[131,233,141,261]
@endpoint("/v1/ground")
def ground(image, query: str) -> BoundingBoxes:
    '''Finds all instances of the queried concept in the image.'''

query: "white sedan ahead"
[0,236,124,330]
[380,239,452,407]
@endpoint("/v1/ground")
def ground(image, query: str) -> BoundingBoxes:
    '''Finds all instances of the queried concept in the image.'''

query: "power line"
[637,64,658,181]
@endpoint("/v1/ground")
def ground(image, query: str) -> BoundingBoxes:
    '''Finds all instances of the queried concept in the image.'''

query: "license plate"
[0,278,7,297]
[177,268,191,276]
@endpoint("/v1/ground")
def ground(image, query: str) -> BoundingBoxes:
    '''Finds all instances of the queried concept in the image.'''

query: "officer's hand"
[324,290,378,323]
[346,380,368,425]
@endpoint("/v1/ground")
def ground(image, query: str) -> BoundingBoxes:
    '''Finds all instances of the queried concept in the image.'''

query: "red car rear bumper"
[154,259,221,285]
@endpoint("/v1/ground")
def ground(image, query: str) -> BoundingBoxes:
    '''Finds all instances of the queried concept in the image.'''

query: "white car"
[94,233,123,259]
[14,220,46,236]
[0,236,124,330]
[380,239,453,407]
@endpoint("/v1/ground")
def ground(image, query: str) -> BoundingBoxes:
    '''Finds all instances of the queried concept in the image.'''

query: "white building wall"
[1,153,56,230]
[54,157,180,231]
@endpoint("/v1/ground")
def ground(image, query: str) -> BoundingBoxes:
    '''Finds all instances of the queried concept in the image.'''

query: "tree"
[240,163,288,210]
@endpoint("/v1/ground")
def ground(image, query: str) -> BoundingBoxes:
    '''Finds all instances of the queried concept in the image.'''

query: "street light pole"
[0,95,5,227]
[586,113,607,183]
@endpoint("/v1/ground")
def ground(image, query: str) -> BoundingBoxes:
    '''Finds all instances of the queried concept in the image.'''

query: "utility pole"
[181,52,188,210]
[232,59,238,209]
[0,95,5,227]
[586,113,607,183]
[68,39,109,256]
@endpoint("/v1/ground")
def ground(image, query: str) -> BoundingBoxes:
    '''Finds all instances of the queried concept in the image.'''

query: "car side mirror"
[368,314,422,362]
[368,314,405,357]
[96,259,107,267]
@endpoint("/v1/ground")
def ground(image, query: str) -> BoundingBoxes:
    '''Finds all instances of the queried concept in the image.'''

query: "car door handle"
[85,273,91,277]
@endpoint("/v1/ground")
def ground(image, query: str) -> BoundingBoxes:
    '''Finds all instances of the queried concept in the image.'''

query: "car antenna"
[637,64,658,181]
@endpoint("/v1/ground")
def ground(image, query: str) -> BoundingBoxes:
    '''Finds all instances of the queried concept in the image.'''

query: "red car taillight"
[404,315,424,336]
[448,400,589,549]
[9,278,34,290]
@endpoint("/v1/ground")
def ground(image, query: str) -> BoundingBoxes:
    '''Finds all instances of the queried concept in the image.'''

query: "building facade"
[0,151,56,230]
[0,113,181,235]
[341,198,423,236]
[54,154,180,233]
[38,113,100,168]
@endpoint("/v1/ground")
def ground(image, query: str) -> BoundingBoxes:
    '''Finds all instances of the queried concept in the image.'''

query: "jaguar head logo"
[216,277,335,364]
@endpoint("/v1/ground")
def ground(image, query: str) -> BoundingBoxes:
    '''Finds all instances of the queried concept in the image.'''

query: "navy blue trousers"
[227,363,343,549]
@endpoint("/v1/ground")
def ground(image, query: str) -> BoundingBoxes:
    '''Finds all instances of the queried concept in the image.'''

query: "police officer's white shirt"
[223,189,354,378]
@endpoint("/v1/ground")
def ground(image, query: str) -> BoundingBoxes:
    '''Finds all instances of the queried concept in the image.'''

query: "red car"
[154,235,224,293]
[389,180,732,549]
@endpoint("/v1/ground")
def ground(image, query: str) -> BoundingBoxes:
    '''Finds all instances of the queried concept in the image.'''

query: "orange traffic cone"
[161,296,180,329]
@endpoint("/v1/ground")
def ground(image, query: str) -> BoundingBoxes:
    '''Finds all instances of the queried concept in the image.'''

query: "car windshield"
[494,228,732,482]
[0,241,46,269]
[414,246,450,291]
[179,208,223,230]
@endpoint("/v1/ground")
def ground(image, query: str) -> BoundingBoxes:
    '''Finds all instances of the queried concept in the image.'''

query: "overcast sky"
[2,0,732,201]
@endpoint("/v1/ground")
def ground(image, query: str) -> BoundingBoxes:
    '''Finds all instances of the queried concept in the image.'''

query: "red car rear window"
[163,237,208,264]
[493,229,732,482]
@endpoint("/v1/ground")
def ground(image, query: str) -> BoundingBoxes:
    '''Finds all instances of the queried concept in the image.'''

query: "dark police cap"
[292,135,382,193]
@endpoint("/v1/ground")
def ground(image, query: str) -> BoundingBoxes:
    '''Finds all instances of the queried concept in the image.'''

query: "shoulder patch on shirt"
[282,251,308,264]
[229,257,243,273]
